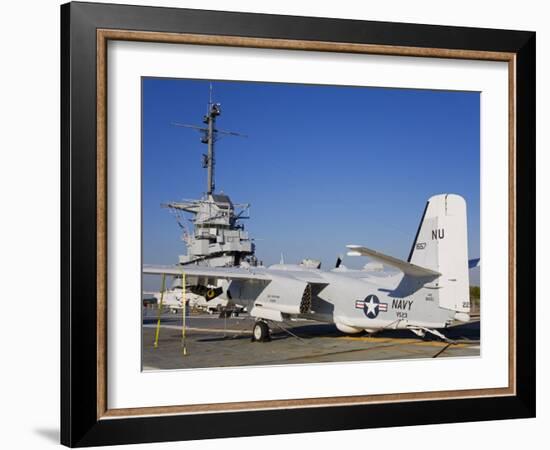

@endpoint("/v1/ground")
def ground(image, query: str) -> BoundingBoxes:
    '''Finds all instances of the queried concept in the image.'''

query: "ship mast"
[171,85,246,196]
[204,89,219,195]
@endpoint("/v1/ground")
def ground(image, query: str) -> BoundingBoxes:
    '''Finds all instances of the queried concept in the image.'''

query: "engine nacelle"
[253,275,312,315]
[335,323,363,334]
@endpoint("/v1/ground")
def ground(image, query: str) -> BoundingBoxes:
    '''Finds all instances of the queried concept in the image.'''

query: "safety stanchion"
[153,273,166,349]
[181,272,188,355]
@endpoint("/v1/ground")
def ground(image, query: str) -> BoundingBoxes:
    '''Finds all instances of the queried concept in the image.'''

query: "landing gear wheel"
[252,321,271,342]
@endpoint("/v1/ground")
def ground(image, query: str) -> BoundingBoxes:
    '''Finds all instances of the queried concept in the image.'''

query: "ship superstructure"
[165,90,258,268]
[164,193,256,267]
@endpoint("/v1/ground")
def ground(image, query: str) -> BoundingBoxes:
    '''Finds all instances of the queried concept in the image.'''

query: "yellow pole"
[181,272,187,355]
[153,273,166,349]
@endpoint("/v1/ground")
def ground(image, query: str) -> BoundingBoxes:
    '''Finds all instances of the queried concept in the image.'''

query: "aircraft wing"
[144,265,329,323]
[143,264,272,283]
[143,265,330,288]
[346,245,441,277]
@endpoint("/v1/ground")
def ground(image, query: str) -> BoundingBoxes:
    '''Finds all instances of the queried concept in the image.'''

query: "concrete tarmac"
[142,308,480,370]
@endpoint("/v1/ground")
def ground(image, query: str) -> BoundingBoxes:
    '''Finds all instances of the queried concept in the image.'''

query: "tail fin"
[408,194,470,313]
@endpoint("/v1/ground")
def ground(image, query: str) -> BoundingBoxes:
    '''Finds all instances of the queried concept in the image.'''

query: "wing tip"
[346,244,362,255]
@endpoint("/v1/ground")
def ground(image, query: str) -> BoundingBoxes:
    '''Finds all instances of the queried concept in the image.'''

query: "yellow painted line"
[339,336,420,344]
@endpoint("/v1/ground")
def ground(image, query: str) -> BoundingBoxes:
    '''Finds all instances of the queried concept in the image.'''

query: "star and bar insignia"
[355,294,388,319]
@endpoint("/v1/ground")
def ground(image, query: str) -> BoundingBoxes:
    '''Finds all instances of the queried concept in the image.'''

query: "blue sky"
[142,78,480,285]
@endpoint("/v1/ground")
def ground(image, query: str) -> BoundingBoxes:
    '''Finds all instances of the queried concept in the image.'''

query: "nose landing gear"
[252,320,271,342]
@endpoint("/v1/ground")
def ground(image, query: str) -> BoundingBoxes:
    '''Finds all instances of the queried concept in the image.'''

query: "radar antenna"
[171,85,247,195]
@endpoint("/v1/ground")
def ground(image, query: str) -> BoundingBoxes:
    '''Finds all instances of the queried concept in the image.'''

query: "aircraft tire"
[252,321,270,342]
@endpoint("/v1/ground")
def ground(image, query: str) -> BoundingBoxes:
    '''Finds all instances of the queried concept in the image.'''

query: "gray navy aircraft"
[144,193,480,342]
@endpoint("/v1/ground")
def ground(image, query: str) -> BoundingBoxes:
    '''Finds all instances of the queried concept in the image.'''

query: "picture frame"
[61,1,535,447]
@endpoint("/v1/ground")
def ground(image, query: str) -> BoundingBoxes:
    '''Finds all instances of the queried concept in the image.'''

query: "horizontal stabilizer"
[346,245,441,278]
[468,258,480,269]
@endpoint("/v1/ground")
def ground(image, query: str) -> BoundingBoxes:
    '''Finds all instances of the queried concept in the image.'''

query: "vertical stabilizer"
[409,194,470,313]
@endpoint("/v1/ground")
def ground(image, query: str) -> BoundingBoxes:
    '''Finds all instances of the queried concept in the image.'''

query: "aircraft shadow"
[144,318,480,342]
[272,320,480,342]
[444,320,480,341]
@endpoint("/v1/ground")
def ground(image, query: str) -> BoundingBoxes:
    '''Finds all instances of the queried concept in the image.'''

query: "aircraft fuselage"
[224,267,456,333]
